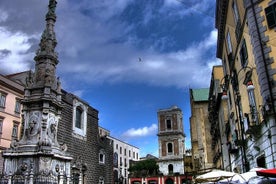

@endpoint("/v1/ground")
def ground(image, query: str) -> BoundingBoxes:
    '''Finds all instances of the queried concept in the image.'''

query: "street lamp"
[220,74,230,100]
[71,163,79,184]
[71,159,87,184]
[246,80,255,91]
[221,90,229,100]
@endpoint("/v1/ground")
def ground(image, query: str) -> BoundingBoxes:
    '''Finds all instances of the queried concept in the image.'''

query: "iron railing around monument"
[0,173,69,184]
[0,174,8,184]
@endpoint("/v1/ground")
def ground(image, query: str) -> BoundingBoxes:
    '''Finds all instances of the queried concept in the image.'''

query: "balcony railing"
[227,142,239,154]
[245,124,262,138]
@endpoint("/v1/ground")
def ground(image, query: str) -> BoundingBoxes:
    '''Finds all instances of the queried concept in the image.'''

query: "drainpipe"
[236,92,249,172]
[250,0,276,168]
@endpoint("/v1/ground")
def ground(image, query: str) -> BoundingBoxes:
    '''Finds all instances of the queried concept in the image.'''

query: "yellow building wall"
[260,1,276,82]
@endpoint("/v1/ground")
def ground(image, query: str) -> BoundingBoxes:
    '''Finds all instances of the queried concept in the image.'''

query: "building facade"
[183,149,193,176]
[157,106,185,175]
[215,0,276,172]
[99,126,140,184]
[207,65,230,170]
[189,88,214,173]
[128,106,191,184]
[59,92,113,183]
[0,73,25,172]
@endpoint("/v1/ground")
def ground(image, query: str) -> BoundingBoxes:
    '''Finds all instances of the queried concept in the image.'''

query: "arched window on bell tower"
[168,164,173,174]
[166,118,172,130]
[167,142,173,155]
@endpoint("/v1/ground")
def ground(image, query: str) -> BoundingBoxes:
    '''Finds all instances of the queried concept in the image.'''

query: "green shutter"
[243,40,248,61]
[265,4,276,29]
[239,39,248,68]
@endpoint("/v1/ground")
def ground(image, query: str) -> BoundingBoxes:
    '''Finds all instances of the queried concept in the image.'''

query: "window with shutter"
[0,92,7,108]
[239,39,248,68]
[14,99,21,114]
[0,118,3,135]
[227,31,233,54]
[12,123,19,139]
[265,3,276,29]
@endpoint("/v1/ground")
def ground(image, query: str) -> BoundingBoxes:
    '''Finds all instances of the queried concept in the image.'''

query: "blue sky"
[0,0,220,157]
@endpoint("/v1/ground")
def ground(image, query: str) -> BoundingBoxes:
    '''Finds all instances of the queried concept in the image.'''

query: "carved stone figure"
[45,68,53,85]
[50,123,57,140]
[60,143,68,152]
[36,66,44,82]
[26,113,40,142]
[25,71,33,87]
[56,77,61,92]
[10,139,19,149]
[28,119,36,135]
[47,0,57,17]
[49,0,57,14]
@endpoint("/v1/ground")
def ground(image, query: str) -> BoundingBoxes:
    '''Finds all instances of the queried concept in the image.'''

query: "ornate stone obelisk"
[2,0,72,183]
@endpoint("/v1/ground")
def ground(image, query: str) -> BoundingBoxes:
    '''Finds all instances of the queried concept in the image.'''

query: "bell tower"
[2,0,72,181]
[157,106,185,175]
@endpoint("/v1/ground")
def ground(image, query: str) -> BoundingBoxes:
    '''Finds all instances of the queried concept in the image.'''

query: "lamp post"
[71,163,79,184]
[119,175,124,184]
[71,159,87,184]
[235,91,249,172]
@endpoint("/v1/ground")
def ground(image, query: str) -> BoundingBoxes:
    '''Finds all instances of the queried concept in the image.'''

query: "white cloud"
[164,0,180,7]
[162,0,214,19]
[122,124,157,138]
[0,0,218,90]
[0,0,217,159]
[56,29,219,90]
[0,28,37,74]
[199,29,218,49]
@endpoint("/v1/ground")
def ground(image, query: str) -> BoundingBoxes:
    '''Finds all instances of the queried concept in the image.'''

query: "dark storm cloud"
[0,0,47,35]
[0,49,11,59]
[26,37,40,54]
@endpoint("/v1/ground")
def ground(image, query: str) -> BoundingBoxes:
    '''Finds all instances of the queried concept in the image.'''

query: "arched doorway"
[113,170,119,184]
[132,181,141,184]
[165,178,174,184]
[168,164,173,174]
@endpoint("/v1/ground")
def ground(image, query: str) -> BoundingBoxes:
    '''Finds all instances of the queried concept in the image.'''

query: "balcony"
[245,124,262,138]
[227,142,239,154]
[235,139,248,149]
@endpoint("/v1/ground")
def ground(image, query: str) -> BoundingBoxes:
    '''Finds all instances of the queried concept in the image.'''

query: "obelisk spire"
[33,0,59,88]
[3,1,72,179]
[21,0,62,147]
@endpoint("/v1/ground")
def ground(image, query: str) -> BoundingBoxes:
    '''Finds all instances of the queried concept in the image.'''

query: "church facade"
[157,106,185,175]
[129,106,191,184]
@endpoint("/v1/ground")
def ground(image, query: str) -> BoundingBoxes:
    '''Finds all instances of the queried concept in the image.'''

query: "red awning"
[256,169,276,177]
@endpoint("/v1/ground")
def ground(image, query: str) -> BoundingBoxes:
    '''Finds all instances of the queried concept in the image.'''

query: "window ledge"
[72,132,87,141]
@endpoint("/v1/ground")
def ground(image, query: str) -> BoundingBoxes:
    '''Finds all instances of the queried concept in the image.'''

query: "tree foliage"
[128,159,159,175]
